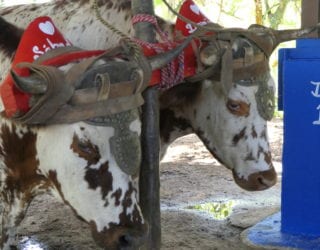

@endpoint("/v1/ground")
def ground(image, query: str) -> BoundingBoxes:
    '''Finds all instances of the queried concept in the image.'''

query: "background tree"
[256,0,301,29]
[254,0,263,24]
[154,0,301,30]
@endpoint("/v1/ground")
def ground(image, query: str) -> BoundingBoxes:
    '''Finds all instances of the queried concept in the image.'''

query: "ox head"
[179,25,317,191]
[34,115,147,250]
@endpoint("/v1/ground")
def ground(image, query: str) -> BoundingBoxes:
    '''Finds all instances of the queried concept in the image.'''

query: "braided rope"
[92,0,142,61]
[132,14,169,43]
[92,0,185,89]
[132,13,185,89]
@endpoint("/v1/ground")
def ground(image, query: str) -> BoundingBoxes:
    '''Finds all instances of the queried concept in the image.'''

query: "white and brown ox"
[0,0,316,249]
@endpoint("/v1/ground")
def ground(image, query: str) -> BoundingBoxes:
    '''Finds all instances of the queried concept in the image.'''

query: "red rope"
[132,14,169,42]
[132,14,185,90]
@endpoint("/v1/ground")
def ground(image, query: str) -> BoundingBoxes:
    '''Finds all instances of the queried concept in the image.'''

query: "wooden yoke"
[131,0,161,249]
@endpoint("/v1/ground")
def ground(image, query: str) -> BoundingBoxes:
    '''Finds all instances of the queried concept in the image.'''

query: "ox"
[0,19,150,250]
[0,0,316,249]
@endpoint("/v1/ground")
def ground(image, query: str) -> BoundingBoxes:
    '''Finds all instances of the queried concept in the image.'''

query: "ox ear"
[200,44,221,66]
[0,17,23,57]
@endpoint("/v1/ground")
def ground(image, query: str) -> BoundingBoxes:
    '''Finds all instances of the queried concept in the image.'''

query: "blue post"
[282,39,320,237]
[243,39,320,249]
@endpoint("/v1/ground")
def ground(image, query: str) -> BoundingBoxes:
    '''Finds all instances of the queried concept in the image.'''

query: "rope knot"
[132,13,185,90]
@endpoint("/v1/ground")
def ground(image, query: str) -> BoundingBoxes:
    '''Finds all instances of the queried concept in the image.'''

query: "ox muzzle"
[90,222,148,250]
[232,167,277,191]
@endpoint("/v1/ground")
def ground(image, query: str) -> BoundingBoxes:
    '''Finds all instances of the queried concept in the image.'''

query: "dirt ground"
[16,118,283,250]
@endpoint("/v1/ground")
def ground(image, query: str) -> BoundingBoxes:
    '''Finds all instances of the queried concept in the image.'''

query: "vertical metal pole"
[131,1,161,249]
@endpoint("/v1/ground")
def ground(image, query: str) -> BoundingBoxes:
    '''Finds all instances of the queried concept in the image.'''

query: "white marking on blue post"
[310,81,320,97]
[313,104,320,125]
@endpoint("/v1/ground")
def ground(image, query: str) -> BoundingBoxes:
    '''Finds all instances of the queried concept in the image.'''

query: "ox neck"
[159,107,193,159]
[159,80,203,158]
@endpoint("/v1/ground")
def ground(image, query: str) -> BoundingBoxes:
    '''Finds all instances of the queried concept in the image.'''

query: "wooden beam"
[301,0,320,37]
[131,1,161,249]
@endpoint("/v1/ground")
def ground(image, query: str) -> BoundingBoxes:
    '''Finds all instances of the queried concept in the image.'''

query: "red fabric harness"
[0,0,209,118]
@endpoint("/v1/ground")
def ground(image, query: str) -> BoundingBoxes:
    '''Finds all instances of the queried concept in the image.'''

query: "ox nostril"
[257,175,264,185]
[116,224,148,249]
[119,234,132,247]
[90,222,147,249]
[118,232,145,249]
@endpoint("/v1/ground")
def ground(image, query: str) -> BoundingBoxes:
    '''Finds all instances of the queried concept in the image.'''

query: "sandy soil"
[16,118,283,250]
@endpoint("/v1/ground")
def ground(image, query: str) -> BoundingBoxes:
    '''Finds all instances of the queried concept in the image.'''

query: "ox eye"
[227,101,240,111]
[227,99,250,117]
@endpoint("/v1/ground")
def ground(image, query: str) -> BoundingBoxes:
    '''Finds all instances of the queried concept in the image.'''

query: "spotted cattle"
[0,0,316,249]
[0,0,279,192]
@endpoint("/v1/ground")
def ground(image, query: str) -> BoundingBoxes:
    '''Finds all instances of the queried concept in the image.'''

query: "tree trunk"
[254,0,263,25]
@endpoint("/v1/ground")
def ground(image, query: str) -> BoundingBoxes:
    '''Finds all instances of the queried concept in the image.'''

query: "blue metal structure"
[244,39,320,250]
[281,39,320,237]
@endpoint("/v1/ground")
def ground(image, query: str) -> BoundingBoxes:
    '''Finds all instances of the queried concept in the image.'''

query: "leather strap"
[187,51,268,84]
[13,63,74,124]
[45,93,144,124]
[12,46,147,125]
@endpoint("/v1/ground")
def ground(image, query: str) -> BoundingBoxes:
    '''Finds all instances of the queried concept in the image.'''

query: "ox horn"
[269,25,320,55]
[273,25,319,43]
[10,69,47,94]
[247,24,320,56]
[148,35,193,70]
[199,44,221,66]
[11,36,194,94]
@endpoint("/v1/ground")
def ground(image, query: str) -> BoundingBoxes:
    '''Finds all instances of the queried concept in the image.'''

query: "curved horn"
[10,70,47,94]
[273,24,320,44]
[148,35,193,70]
[247,24,320,56]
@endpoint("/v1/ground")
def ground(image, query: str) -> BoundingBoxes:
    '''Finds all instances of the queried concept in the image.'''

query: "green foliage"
[274,96,284,119]
[274,110,283,119]
[219,0,245,19]
[154,0,163,6]
[187,201,235,220]
[262,0,301,29]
